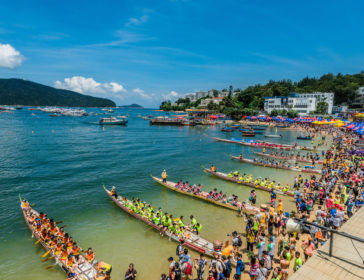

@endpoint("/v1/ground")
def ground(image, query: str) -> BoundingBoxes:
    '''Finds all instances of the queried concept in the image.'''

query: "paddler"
[162,169,167,183]
[95,261,112,277]
[263,147,266,153]
[228,171,233,178]
[193,223,202,235]
[110,186,118,198]
[189,215,197,230]
[86,248,95,263]
[210,165,216,172]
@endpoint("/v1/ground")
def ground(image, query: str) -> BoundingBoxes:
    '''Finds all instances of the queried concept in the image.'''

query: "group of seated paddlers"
[210,165,293,193]
[21,200,112,280]
[239,154,315,170]
[173,180,242,206]
[110,187,203,239]
[262,151,322,163]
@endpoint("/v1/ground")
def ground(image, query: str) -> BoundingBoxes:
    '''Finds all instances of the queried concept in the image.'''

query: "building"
[185,93,196,102]
[196,91,207,100]
[299,92,334,115]
[351,86,364,107]
[264,92,334,116]
[200,97,224,107]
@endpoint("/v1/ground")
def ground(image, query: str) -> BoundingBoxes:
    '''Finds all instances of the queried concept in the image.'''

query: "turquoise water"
[0,109,316,279]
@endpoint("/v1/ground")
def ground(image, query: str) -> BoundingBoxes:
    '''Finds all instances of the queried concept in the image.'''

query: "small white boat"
[99,117,128,125]
[264,134,282,138]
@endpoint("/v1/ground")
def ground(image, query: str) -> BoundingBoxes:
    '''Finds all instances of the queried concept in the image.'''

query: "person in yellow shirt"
[162,169,167,183]
[277,199,283,214]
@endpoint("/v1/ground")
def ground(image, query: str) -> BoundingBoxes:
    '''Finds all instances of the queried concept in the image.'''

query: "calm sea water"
[0,109,316,280]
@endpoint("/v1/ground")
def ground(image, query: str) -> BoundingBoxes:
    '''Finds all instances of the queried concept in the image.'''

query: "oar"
[42,250,51,258]
[34,239,41,245]
[46,264,55,270]
[55,221,63,224]
[42,256,53,262]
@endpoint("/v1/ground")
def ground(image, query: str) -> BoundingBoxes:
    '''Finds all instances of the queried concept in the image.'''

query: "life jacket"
[86,252,94,262]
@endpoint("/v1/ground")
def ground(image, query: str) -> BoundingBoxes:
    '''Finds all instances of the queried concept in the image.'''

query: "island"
[119,104,144,109]
[0,78,116,107]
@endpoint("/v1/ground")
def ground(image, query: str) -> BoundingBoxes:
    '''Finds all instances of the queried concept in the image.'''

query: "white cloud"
[126,15,149,27]
[0,43,25,69]
[54,76,127,99]
[162,90,179,101]
[133,88,153,100]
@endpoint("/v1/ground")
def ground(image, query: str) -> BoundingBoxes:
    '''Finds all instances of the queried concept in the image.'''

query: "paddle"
[55,221,63,224]
[46,265,55,270]
[42,250,51,258]
[42,256,53,262]
[34,239,41,245]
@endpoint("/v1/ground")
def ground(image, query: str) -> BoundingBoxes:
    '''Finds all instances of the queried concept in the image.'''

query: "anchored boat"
[99,117,128,125]
[19,196,97,280]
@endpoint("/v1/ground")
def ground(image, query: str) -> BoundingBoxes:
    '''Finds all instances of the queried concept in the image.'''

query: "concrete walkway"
[290,206,364,280]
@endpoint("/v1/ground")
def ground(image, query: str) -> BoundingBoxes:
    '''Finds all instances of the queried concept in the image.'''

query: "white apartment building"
[352,87,364,107]
[200,97,223,107]
[264,92,334,116]
[185,94,196,102]
[196,91,207,100]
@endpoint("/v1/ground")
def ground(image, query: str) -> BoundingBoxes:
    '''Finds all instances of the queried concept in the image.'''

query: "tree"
[270,109,279,116]
[287,110,299,118]
[315,101,329,114]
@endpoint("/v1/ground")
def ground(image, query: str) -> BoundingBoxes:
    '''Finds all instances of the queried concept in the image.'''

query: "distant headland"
[0,78,116,107]
[119,104,144,108]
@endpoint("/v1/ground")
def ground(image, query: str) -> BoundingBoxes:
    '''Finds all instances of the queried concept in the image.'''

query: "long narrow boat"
[215,137,292,151]
[253,151,324,164]
[151,176,261,214]
[203,168,295,197]
[231,156,322,174]
[20,196,96,280]
[103,187,226,259]
[215,137,319,152]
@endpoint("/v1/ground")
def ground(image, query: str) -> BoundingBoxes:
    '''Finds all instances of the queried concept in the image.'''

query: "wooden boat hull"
[151,176,259,215]
[231,156,322,174]
[203,168,294,197]
[215,137,292,151]
[20,198,96,280]
[103,187,222,258]
[253,152,324,164]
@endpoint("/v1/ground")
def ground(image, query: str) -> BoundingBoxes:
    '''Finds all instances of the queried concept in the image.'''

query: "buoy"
[32,131,34,134]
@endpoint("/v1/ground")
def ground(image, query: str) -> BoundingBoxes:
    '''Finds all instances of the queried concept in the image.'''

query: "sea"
[0,108,318,279]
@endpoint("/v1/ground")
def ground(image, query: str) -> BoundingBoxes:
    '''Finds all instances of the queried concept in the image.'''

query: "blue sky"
[0,0,363,106]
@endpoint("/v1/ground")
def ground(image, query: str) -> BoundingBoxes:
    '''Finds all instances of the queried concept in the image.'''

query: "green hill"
[0,78,116,107]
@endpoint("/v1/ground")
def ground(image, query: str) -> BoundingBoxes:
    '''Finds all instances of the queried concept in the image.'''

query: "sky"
[0,0,364,107]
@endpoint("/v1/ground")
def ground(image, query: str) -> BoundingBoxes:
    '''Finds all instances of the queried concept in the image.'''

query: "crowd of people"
[161,125,363,280]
